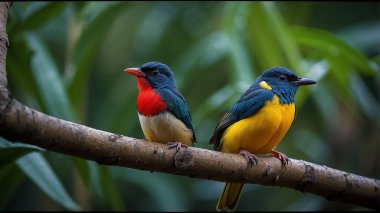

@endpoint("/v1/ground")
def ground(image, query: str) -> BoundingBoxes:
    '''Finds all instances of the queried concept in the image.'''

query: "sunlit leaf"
[174,32,229,88]
[192,84,236,126]
[350,73,380,123]
[222,2,255,83]
[291,25,376,75]
[337,21,380,54]
[261,2,302,71]
[247,2,288,70]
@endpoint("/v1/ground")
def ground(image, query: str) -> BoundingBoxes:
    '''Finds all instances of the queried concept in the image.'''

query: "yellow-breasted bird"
[124,62,196,150]
[209,67,316,211]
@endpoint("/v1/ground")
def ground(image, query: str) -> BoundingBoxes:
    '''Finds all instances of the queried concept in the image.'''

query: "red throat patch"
[135,78,167,116]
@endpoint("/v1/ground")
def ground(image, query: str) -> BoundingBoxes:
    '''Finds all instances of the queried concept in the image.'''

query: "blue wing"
[209,88,274,150]
[158,88,196,143]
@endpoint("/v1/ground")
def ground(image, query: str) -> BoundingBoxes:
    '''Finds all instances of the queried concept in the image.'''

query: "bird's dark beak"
[294,77,316,86]
[123,68,146,77]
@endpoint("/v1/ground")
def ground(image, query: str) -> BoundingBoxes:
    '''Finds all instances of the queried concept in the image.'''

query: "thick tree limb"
[0,2,379,210]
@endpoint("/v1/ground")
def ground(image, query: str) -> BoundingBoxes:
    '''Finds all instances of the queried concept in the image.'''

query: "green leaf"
[118,170,189,211]
[25,32,75,121]
[261,2,302,71]
[17,152,80,211]
[222,2,255,84]
[21,2,67,30]
[291,26,376,75]
[247,2,288,70]
[6,37,44,106]
[99,166,126,211]
[68,2,129,114]
[350,73,380,123]
[192,84,238,126]
[72,157,90,186]
[0,164,26,209]
[174,32,229,88]
[0,138,44,169]
[295,60,328,107]
[0,147,42,169]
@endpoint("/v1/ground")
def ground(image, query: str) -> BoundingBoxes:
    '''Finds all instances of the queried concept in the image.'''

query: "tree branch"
[0,2,10,110]
[0,2,379,210]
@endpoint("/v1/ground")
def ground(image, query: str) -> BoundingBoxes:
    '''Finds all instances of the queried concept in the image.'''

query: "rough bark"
[0,2,379,210]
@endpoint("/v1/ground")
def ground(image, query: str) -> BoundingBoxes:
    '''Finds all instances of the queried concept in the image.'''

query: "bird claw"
[271,150,290,166]
[168,142,188,151]
[239,150,258,167]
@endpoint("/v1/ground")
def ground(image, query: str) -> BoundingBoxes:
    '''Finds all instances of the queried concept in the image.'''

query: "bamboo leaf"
[222,2,255,83]
[0,164,26,209]
[247,2,288,70]
[119,170,189,211]
[25,32,75,121]
[291,26,376,75]
[174,32,229,88]
[17,153,80,211]
[350,73,380,123]
[0,146,42,169]
[99,166,126,211]
[68,2,129,112]
[261,2,302,71]
[0,138,44,169]
[21,2,67,30]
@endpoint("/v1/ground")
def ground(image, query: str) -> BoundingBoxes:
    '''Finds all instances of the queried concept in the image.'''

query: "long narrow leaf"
[261,2,302,71]
[222,2,255,83]
[0,164,26,209]
[21,2,67,31]
[247,2,288,70]
[291,26,376,75]
[174,32,230,88]
[68,2,129,112]
[17,153,80,211]
[25,32,75,121]
[0,138,44,169]
[99,166,126,211]
[0,147,42,169]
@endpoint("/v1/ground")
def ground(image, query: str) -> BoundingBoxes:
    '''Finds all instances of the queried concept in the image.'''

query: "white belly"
[138,112,194,146]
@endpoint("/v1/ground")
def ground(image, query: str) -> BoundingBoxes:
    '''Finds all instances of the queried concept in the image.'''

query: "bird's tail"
[216,182,245,212]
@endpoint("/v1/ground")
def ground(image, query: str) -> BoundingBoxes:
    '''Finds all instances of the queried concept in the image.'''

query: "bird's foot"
[271,150,290,166]
[168,142,188,151]
[239,150,258,167]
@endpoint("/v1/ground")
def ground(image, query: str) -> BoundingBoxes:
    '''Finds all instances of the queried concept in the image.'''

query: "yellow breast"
[220,95,295,154]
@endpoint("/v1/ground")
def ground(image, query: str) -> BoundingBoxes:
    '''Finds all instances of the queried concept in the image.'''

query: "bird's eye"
[152,70,159,76]
[279,75,287,81]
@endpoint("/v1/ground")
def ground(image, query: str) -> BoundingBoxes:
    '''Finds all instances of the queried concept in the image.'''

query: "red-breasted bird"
[124,62,196,150]
[209,67,316,211]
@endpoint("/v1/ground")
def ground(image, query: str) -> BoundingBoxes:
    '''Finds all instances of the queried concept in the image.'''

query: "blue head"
[124,62,176,89]
[255,67,316,104]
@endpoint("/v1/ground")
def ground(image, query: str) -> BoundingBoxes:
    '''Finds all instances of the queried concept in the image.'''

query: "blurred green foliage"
[1,1,379,211]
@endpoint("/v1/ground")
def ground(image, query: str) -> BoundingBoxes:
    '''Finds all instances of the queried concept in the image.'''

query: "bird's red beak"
[123,68,146,77]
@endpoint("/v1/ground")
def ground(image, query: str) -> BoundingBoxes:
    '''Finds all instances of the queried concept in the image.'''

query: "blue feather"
[158,88,196,143]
